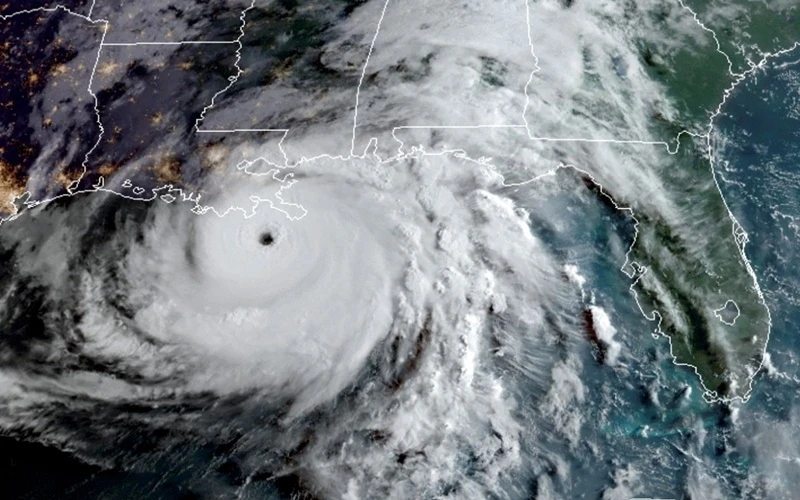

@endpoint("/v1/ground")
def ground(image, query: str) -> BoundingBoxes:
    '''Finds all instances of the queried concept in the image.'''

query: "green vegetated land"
[635,1,800,133]
[624,135,769,398]
[624,1,796,397]
[683,0,800,72]
[635,0,733,134]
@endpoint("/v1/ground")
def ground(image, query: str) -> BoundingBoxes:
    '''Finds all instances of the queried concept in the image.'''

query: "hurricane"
[2,0,800,498]
[1,152,600,496]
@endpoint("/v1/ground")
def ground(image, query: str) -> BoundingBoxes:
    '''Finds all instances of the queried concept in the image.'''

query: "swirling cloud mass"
[2,0,799,497]
[0,153,583,496]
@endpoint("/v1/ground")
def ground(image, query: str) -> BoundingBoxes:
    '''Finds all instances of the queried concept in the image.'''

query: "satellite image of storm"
[2,0,800,498]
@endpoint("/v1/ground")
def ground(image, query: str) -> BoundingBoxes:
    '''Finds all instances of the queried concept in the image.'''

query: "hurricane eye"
[259,232,275,246]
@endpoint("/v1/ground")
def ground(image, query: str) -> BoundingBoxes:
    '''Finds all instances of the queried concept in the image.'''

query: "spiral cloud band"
[0,153,580,495]
[1,0,785,495]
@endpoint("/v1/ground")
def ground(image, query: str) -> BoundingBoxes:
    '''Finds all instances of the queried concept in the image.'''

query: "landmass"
[1,0,798,401]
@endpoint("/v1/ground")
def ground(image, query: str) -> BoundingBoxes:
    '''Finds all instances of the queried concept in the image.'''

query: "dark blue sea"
[5,50,800,500]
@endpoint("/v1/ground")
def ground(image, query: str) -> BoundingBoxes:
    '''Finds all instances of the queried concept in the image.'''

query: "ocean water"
[711,48,800,496]
[0,160,722,499]
[498,46,800,498]
[3,26,800,500]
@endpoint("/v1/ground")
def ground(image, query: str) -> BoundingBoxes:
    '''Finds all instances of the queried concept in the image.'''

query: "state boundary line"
[102,41,238,47]
[0,0,798,408]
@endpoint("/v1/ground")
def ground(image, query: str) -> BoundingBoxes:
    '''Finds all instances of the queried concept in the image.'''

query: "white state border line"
[339,0,793,405]
[0,5,92,21]
[79,13,108,193]
[192,0,256,133]
[347,0,685,158]
[0,1,263,193]
[350,0,392,157]
[0,3,259,189]
[0,0,797,405]
[197,129,289,133]
[0,6,111,194]
[102,41,238,46]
